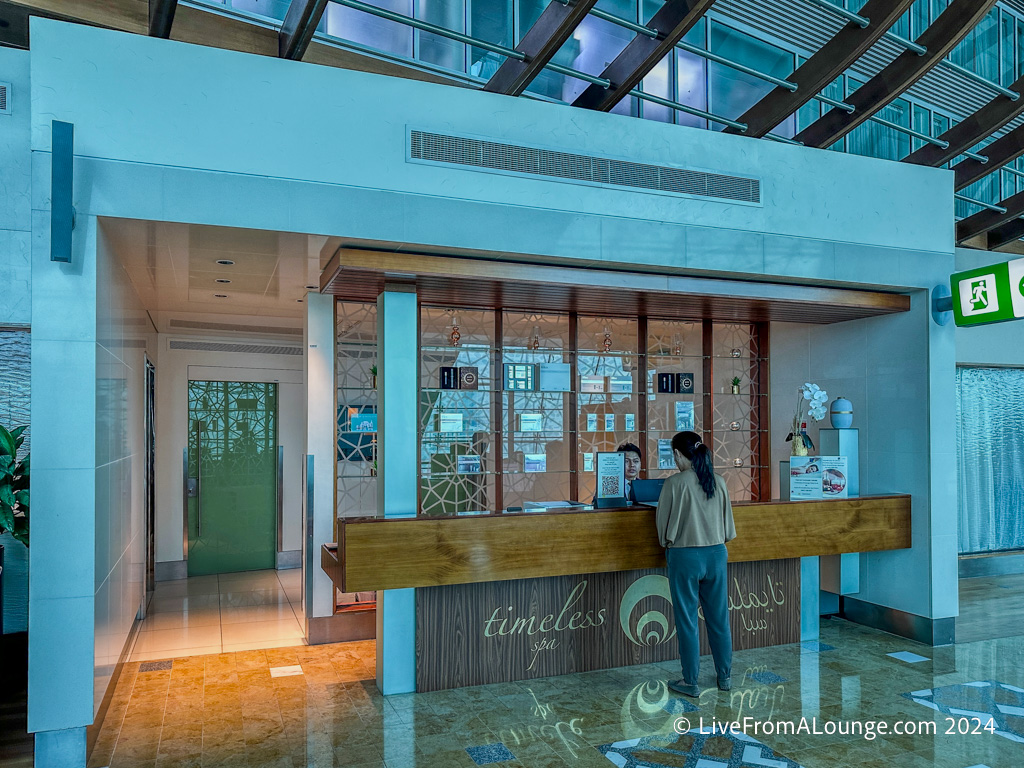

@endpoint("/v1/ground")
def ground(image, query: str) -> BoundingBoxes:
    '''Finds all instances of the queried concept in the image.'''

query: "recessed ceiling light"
[215,278,231,284]
[214,294,228,298]
[216,259,235,266]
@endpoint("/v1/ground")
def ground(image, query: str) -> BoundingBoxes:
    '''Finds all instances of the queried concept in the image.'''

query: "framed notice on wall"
[596,452,625,499]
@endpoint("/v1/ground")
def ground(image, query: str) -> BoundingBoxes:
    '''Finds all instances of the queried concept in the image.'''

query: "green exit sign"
[950,257,1024,327]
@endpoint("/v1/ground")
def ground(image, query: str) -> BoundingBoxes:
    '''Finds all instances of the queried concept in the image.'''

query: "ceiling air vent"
[169,318,303,337]
[0,83,10,116]
[169,340,302,356]
[408,129,760,204]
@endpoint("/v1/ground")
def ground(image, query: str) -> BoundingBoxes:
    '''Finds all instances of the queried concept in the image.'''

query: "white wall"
[93,220,155,711]
[28,18,950,285]
[0,46,31,325]
[29,214,101,733]
[153,341,304,567]
[770,289,959,621]
[0,47,32,635]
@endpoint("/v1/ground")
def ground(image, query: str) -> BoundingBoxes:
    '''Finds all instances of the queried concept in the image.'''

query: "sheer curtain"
[957,366,1024,553]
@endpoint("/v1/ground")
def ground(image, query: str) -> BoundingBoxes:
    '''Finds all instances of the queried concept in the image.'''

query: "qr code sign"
[601,476,621,497]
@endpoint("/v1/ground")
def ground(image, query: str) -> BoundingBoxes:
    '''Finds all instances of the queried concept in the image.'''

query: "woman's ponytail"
[671,430,717,500]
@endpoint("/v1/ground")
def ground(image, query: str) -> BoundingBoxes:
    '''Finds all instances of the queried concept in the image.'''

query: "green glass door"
[187,381,278,577]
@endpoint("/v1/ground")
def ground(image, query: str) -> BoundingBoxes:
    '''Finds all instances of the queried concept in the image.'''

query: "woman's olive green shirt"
[656,469,737,548]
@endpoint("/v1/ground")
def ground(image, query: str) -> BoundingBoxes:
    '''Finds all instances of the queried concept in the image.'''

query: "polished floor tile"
[99,616,1024,768]
[129,569,304,662]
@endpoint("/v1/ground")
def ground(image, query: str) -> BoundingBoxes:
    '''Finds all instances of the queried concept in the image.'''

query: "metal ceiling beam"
[904,74,1024,167]
[279,0,328,60]
[984,216,1024,250]
[952,124,1024,190]
[955,189,1024,243]
[148,0,178,38]
[725,0,914,139]
[484,0,600,97]
[794,0,999,149]
[571,0,716,112]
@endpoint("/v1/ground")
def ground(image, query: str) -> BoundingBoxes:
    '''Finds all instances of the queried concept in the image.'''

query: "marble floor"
[129,569,304,662]
[92,617,1024,768]
[956,572,1024,644]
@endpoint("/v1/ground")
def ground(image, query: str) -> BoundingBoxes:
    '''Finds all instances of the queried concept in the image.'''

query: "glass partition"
[412,306,768,514]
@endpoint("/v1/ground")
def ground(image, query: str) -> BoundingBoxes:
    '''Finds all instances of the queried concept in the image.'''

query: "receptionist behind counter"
[592,442,643,504]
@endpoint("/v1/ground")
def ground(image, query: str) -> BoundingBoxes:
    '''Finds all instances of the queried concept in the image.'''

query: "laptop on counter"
[632,478,665,507]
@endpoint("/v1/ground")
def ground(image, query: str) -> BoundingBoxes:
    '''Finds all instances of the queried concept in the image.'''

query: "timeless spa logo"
[618,574,676,647]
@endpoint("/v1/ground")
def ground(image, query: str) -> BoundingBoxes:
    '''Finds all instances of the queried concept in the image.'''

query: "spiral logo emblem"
[619,575,676,646]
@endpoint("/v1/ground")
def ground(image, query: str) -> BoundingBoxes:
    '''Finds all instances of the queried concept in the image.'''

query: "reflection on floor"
[957,571,1024,644]
[129,569,303,662]
[94,617,1024,768]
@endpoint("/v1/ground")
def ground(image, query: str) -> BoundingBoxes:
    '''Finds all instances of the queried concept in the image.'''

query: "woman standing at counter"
[656,431,736,697]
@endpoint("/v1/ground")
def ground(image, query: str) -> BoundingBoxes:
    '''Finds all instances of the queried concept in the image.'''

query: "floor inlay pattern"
[598,732,803,768]
[904,680,1024,744]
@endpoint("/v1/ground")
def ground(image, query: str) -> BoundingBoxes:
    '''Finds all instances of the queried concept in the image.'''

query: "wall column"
[29,210,98,765]
[376,285,418,694]
[304,293,336,632]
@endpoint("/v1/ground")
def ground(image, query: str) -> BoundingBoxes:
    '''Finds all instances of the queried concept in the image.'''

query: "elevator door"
[187,380,278,577]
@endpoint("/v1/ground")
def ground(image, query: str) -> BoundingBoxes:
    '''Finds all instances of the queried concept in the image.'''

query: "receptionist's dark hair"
[671,431,716,500]
[616,442,642,458]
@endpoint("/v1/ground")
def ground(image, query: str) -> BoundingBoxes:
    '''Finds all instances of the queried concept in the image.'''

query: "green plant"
[370,365,378,377]
[0,424,29,547]
[731,376,741,387]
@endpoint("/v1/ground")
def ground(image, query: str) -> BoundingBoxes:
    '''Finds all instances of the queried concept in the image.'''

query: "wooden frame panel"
[325,494,911,591]
[322,249,911,324]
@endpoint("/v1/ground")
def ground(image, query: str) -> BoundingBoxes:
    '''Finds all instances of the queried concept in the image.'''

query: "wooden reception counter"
[322,494,911,592]
[322,495,910,692]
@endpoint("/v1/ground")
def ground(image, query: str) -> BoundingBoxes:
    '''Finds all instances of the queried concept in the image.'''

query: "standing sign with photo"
[790,456,848,500]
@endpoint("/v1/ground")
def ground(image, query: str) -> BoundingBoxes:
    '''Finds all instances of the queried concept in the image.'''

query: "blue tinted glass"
[708,21,795,136]
[417,0,465,72]
[911,0,929,38]
[228,0,292,22]
[641,56,672,123]
[846,77,909,161]
[470,0,512,78]
[911,105,930,152]
[674,48,707,128]
[1001,11,1015,86]
[326,0,414,58]
[526,15,634,115]
[0,332,30,444]
[951,8,998,82]
[1018,20,1024,78]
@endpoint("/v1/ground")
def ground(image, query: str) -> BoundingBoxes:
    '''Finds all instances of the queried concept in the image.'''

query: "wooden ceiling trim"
[320,248,910,324]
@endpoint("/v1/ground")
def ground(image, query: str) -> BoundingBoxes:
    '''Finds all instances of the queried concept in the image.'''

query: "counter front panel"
[416,560,800,691]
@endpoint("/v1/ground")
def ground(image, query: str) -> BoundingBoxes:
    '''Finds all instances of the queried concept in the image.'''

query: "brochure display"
[538,363,571,392]
[790,456,849,500]
[674,401,694,431]
[657,439,675,469]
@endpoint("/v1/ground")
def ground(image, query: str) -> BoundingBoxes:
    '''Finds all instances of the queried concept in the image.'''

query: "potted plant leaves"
[731,376,741,395]
[0,424,29,546]
[0,423,30,635]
